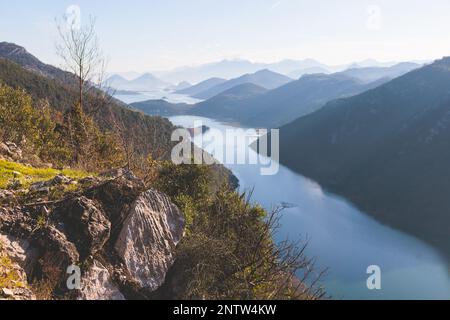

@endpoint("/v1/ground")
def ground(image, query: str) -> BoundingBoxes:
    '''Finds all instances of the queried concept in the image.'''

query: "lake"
[115,90,202,105]
[169,115,450,300]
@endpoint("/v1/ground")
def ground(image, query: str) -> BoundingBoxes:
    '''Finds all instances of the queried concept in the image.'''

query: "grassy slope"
[0,159,90,189]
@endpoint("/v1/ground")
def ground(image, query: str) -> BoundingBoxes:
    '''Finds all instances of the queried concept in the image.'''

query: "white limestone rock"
[115,189,185,291]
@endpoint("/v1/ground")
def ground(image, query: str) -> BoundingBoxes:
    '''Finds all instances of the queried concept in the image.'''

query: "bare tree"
[56,14,115,165]
[56,15,106,114]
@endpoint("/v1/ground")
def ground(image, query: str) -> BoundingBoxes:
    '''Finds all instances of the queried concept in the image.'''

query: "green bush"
[153,163,325,300]
[0,83,123,171]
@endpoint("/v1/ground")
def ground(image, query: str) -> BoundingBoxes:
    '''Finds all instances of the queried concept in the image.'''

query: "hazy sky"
[1,0,450,72]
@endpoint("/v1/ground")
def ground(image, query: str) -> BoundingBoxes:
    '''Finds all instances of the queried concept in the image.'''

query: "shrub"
[0,83,124,171]
[153,163,326,300]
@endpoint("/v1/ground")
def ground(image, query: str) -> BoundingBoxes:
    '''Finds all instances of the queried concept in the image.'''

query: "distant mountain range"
[337,62,422,83]
[176,78,227,96]
[154,59,327,84]
[152,58,383,84]
[131,72,389,128]
[191,74,387,127]
[107,73,170,92]
[277,57,450,253]
[191,69,292,100]
[287,66,331,79]
[132,83,270,118]
[183,63,422,127]
[244,74,389,128]
[111,58,423,90]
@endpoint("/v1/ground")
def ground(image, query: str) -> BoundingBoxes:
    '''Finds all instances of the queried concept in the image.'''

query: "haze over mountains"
[337,62,421,84]
[122,49,450,254]
[110,57,409,87]
[191,69,292,100]
[152,58,328,84]
[176,78,226,96]
[1,40,449,258]
[277,57,450,253]
[287,66,331,79]
[187,73,388,127]
[131,63,420,128]
[107,72,170,92]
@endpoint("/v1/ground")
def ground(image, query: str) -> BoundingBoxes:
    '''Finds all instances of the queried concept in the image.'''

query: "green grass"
[0,159,91,190]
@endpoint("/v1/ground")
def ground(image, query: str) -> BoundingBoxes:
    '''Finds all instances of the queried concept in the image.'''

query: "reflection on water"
[170,115,450,300]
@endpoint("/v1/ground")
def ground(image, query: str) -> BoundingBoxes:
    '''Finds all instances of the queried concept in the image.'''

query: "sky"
[1,0,450,72]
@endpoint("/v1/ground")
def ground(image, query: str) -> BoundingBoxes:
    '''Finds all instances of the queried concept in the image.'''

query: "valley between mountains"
[126,56,450,258]
[0,40,449,300]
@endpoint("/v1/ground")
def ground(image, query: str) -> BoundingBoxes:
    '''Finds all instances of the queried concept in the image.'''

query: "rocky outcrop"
[79,260,125,300]
[0,286,35,300]
[0,142,22,161]
[52,197,111,260]
[0,207,35,238]
[0,235,36,300]
[115,189,185,292]
[31,226,80,284]
[0,169,185,300]
[29,174,75,194]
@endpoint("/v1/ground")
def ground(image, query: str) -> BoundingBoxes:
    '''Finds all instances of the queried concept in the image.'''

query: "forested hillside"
[277,58,450,253]
[0,57,174,159]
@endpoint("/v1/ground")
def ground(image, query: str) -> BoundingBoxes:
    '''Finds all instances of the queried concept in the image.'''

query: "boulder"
[0,234,37,275]
[29,175,73,193]
[52,174,71,185]
[79,260,125,300]
[79,176,101,186]
[29,181,51,194]
[52,197,111,259]
[1,170,188,299]
[0,142,9,156]
[0,234,36,300]
[83,173,144,232]
[1,212,79,296]
[0,287,35,300]
[0,207,80,288]
[0,142,22,161]
[31,226,79,284]
[115,189,185,292]
[100,168,139,181]
[0,207,35,237]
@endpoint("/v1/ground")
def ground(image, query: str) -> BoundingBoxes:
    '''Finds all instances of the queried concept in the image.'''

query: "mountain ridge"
[0,42,176,158]
[107,72,170,91]
[192,69,292,100]
[276,57,450,253]
[176,77,227,96]
[131,72,390,128]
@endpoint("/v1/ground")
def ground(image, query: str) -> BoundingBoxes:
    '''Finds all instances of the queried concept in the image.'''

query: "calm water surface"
[115,90,202,105]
